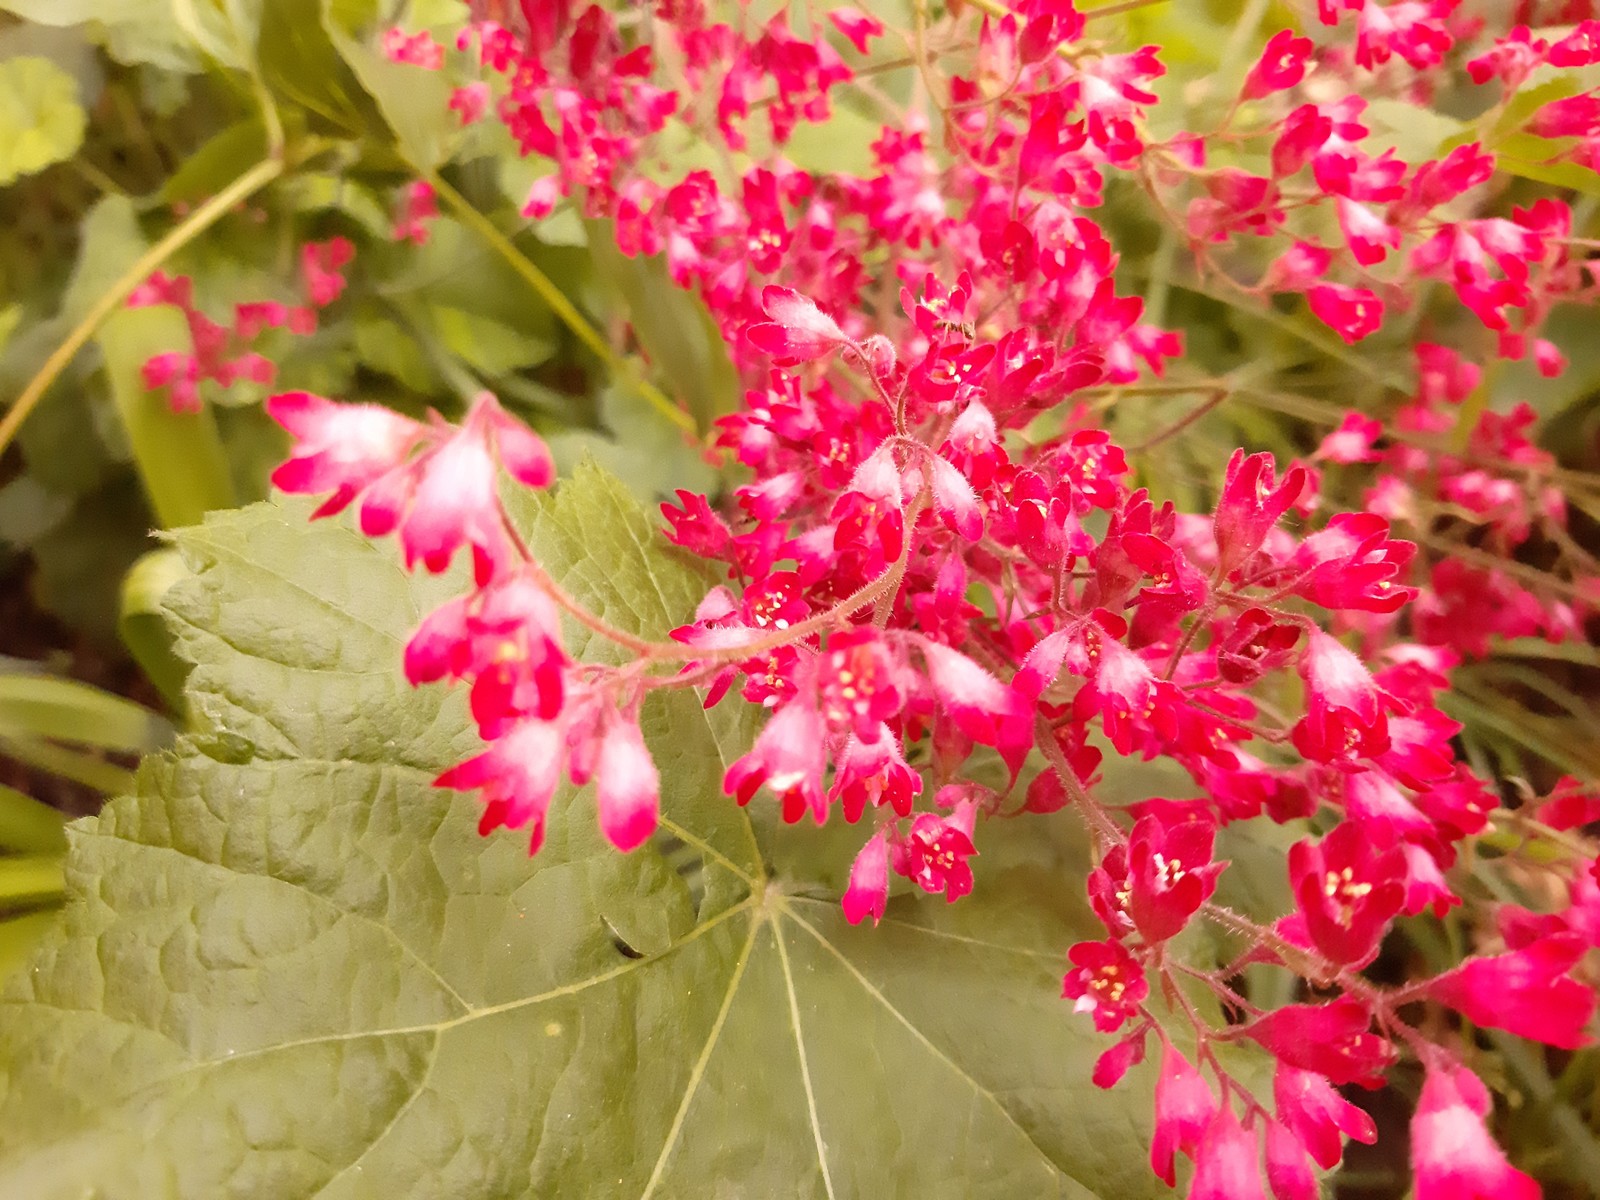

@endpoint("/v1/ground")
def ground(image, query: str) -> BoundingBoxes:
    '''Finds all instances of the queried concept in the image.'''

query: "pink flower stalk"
[1411,1061,1539,1200]
[1426,935,1596,1049]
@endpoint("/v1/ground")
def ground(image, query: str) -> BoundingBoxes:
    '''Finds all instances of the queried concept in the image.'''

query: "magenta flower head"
[747,285,853,364]
[1148,1038,1215,1185]
[1126,814,1224,944]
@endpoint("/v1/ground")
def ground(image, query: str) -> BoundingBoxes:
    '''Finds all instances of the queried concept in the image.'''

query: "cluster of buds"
[245,1,1600,1197]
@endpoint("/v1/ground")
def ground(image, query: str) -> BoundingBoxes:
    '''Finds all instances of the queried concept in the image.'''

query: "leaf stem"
[0,155,289,458]
[423,170,697,434]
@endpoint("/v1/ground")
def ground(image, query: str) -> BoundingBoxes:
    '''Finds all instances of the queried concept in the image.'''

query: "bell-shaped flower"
[842,831,890,925]
[1274,1063,1378,1170]
[1149,1039,1216,1186]
[435,718,564,855]
[723,700,829,824]
[1426,935,1596,1049]
[1410,1062,1540,1200]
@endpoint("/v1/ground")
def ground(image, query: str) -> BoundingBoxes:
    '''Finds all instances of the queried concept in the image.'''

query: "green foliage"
[0,465,1161,1199]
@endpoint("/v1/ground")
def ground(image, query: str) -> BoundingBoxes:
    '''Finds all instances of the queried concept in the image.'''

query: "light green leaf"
[429,304,554,376]
[0,670,172,753]
[323,8,457,169]
[0,0,201,72]
[586,218,742,432]
[0,464,1163,1199]
[0,56,86,186]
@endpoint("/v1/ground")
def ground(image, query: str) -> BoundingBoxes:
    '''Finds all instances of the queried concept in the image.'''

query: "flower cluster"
[252,1,1600,1196]
[127,237,355,413]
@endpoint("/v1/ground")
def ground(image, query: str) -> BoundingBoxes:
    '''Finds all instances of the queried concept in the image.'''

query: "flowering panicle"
[251,1,1600,1196]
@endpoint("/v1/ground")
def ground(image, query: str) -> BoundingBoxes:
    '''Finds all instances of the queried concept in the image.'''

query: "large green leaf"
[0,463,1158,1198]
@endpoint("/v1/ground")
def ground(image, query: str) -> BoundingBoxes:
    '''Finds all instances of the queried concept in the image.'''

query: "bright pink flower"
[1308,284,1383,344]
[1244,29,1313,98]
[436,718,564,854]
[817,628,901,741]
[1275,1063,1378,1170]
[1093,1033,1147,1089]
[1189,1107,1266,1200]
[1214,450,1306,576]
[266,391,425,518]
[929,454,984,540]
[842,830,890,925]
[448,81,491,125]
[894,799,978,901]
[1411,1062,1540,1200]
[919,640,1027,745]
[1292,630,1391,764]
[382,27,444,69]
[1264,1117,1316,1200]
[1290,513,1416,614]
[1529,92,1600,139]
[829,727,922,821]
[747,286,852,364]
[1062,938,1148,1034]
[1290,820,1406,967]
[1148,1038,1216,1185]
[1242,998,1395,1087]
[723,700,828,824]
[1127,815,1224,944]
[1427,935,1596,1049]
[1217,608,1301,684]
[362,393,552,581]
[592,717,660,852]
[827,6,884,54]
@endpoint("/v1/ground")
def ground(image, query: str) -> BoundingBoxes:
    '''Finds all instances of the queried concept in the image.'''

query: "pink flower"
[1315,413,1383,464]
[723,700,829,824]
[827,6,884,54]
[1426,935,1596,1049]
[919,640,1027,746]
[1274,1063,1378,1170]
[1214,450,1306,575]
[1062,938,1148,1034]
[1411,1062,1539,1200]
[266,391,425,518]
[301,237,355,307]
[842,831,890,925]
[1264,1117,1317,1200]
[929,454,984,540]
[1308,283,1383,344]
[1149,1039,1215,1185]
[893,801,978,901]
[747,286,852,364]
[829,727,922,821]
[1189,1107,1266,1200]
[1126,815,1224,944]
[436,718,564,854]
[1291,630,1391,764]
[817,628,902,741]
[1242,997,1395,1087]
[1289,820,1406,967]
[1244,29,1314,98]
[592,718,660,852]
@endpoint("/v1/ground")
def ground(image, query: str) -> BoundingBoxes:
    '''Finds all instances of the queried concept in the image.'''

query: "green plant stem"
[424,170,696,434]
[0,155,287,458]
